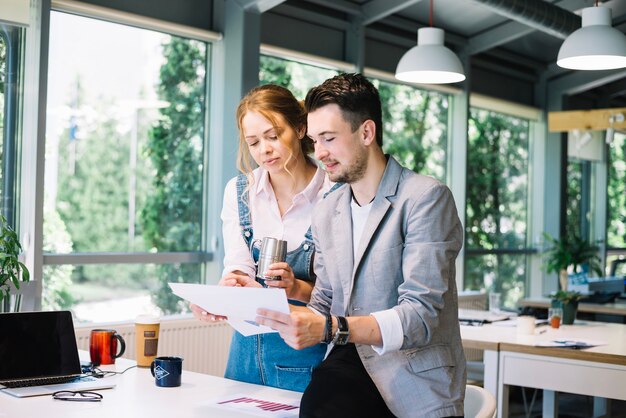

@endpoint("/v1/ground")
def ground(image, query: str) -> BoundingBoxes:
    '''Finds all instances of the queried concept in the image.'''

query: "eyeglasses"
[52,390,103,402]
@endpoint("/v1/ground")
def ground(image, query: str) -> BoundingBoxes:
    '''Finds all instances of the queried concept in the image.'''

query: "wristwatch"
[332,316,350,345]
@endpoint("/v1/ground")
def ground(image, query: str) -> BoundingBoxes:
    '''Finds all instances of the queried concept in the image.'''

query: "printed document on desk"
[169,283,290,336]
[535,339,606,349]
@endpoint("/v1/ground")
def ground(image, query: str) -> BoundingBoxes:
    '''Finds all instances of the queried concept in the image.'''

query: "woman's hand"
[190,270,259,322]
[263,262,299,298]
[219,270,259,287]
[190,303,227,322]
[220,270,262,288]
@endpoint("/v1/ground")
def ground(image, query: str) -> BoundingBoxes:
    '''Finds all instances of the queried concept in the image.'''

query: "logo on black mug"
[153,365,170,380]
[150,356,183,387]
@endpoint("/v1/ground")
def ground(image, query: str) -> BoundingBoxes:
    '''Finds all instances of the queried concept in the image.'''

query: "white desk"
[0,357,302,418]
[519,297,626,318]
[461,321,626,418]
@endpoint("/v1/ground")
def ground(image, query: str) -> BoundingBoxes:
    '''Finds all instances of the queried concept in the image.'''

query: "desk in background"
[519,297,626,323]
[461,321,626,418]
[0,356,302,418]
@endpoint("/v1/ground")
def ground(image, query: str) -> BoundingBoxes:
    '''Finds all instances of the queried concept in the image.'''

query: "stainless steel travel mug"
[256,237,287,281]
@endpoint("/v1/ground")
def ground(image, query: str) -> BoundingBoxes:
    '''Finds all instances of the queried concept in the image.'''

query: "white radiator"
[75,317,233,376]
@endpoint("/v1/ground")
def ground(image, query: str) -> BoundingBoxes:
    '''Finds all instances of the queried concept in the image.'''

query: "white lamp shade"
[395,27,466,84]
[557,6,626,70]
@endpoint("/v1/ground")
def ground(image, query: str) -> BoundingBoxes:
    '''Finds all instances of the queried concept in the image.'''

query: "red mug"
[89,329,126,366]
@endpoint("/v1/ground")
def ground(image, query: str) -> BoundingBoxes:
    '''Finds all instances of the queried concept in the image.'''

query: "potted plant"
[0,215,30,312]
[550,290,583,325]
[542,232,603,288]
[542,233,602,324]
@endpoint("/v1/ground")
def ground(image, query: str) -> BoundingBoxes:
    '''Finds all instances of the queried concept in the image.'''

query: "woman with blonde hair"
[192,84,332,391]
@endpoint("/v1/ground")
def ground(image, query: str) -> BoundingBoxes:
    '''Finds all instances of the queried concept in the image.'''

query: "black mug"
[150,356,183,387]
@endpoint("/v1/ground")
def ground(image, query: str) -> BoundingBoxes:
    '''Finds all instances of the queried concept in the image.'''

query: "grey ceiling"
[261,0,626,108]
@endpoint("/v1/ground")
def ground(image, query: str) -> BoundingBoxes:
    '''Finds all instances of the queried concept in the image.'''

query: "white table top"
[461,320,626,365]
[0,356,302,418]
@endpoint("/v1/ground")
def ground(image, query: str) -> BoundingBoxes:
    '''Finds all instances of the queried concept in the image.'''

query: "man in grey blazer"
[257,73,465,417]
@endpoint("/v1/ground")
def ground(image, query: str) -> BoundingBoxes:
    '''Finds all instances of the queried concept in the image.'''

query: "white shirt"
[350,196,403,355]
[221,166,332,278]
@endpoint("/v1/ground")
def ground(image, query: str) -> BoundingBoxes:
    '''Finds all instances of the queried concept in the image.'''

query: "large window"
[565,160,584,243]
[464,108,531,308]
[374,78,448,181]
[44,12,210,322]
[0,24,25,224]
[607,132,626,275]
[259,54,339,99]
[259,59,450,181]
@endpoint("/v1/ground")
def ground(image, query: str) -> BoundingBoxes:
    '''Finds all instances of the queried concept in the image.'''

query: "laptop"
[0,311,116,397]
[458,308,512,325]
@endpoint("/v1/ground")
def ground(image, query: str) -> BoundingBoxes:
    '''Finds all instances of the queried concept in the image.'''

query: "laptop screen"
[0,311,81,381]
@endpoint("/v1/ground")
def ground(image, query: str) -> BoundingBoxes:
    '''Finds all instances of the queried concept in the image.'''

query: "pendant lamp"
[395,0,465,84]
[557,6,626,70]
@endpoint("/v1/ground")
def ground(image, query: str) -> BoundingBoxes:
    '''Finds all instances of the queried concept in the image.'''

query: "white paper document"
[169,283,290,336]
[535,339,606,349]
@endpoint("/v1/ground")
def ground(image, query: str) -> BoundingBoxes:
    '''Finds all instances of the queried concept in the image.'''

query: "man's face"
[307,104,368,184]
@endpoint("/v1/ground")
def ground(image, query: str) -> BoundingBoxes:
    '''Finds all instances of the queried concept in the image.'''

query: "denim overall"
[224,174,328,392]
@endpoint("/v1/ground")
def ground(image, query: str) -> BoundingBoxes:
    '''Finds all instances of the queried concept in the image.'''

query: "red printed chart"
[211,394,300,417]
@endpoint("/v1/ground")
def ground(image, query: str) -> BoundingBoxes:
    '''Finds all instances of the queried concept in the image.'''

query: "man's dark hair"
[304,73,383,147]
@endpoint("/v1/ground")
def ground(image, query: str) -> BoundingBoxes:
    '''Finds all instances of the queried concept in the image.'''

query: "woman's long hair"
[236,85,314,186]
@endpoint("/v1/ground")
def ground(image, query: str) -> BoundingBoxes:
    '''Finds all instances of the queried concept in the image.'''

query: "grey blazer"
[309,156,466,418]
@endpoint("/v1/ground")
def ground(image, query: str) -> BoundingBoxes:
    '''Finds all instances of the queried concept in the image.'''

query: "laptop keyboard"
[0,375,95,388]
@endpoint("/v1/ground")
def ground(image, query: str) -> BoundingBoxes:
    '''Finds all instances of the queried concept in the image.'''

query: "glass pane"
[375,79,448,181]
[607,132,626,249]
[465,254,527,308]
[259,55,339,99]
[45,12,207,253]
[565,160,583,242]
[466,109,530,250]
[465,108,530,295]
[0,25,25,221]
[0,33,5,200]
[43,263,201,323]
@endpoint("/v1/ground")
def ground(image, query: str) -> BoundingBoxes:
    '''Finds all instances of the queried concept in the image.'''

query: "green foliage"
[57,115,131,254]
[375,79,448,181]
[565,161,583,243]
[550,289,583,303]
[42,208,76,310]
[1,35,5,171]
[259,56,292,90]
[0,215,29,310]
[542,232,603,276]
[607,134,626,248]
[140,38,206,314]
[259,55,338,100]
[464,109,530,307]
[465,109,529,250]
[0,35,5,95]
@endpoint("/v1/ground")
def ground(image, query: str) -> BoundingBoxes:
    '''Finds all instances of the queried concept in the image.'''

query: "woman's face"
[242,110,301,174]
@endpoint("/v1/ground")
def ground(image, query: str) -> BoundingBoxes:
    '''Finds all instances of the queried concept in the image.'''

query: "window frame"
[35,2,221,312]
[0,24,24,226]
[463,102,540,304]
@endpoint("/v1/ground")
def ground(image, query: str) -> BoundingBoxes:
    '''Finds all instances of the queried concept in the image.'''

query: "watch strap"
[323,314,333,344]
[332,316,349,345]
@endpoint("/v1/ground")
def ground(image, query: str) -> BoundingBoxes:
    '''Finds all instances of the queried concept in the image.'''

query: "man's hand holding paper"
[169,283,290,336]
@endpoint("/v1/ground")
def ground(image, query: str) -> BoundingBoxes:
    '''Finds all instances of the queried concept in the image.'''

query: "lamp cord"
[429,0,433,27]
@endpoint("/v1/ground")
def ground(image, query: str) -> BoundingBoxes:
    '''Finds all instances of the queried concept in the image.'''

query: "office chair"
[458,291,488,382]
[609,258,626,277]
[464,384,497,418]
